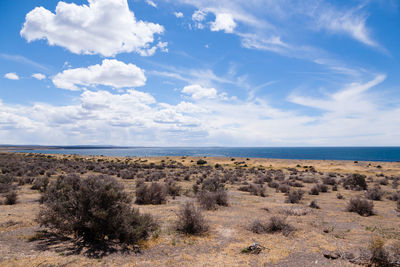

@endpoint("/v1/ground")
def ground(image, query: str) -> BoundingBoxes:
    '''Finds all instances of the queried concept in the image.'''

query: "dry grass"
[0,153,399,266]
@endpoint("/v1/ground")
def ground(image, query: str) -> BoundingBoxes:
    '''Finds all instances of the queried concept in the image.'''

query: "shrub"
[323,176,337,186]
[0,174,14,193]
[365,186,384,201]
[4,190,17,205]
[378,178,389,186]
[278,184,291,193]
[249,220,268,234]
[201,177,224,192]
[31,176,49,192]
[38,174,156,244]
[347,197,374,216]
[176,202,208,235]
[197,189,228,210]
[368,237,389,267]
[135,182,167,205]
[337,193,344,199]
[343,174,367,191]
[197,159,207,165]
[238,183,266,197]
[285,189,304,204]
[250,216,293,236]
[318,184,328,192]
[309,200,320,209]
[166,180,181,198]
[309,185,320,195]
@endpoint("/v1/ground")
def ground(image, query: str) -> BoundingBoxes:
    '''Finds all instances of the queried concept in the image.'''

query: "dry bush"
[309,200,320,209]
[368,236,389,266]
[0,174,14,193]
[285,189,304,204]
[323,176,337,185]
[282,207,310,216]
[343,174,368,191]
[201,177,225,192]
[197,189,228,210]
[31,176,49,192]
[4,190,17,205]
[135,182,167,205]
[309,185,320,195]
[249,220,268,234]
[347,197,374,216]
[165,180,181,198]
[365,186,384,201]
[278,183,291,193]
[176,202,208,235]
[38,174,156,244]
[387,191,400,201]
[250,216,294,236]
[238,183,266,197]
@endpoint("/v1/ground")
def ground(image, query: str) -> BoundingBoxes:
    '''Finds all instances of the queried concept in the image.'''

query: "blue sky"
[0,0,399,146]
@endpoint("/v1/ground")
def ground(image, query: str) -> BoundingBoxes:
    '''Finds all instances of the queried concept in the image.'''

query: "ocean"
[15,147,400,162]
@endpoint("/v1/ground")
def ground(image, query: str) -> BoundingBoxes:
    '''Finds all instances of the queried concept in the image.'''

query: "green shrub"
[343,174,367,191]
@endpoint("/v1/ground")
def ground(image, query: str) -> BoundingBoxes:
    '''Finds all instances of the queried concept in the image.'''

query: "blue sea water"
[16,147,400,162]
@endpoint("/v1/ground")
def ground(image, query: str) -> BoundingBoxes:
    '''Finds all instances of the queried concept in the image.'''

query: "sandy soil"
[0,153,399,266]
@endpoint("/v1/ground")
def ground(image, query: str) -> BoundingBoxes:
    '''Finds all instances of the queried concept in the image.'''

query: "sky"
[0,0,399,146]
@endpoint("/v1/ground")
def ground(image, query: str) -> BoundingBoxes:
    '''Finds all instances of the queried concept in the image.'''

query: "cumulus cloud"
[192,9,207,29]
[181,84,218,100]
[0,74,399,146]
[210,13,236,33]
[174,11,184,18]
[4,73,19,80]
[52,59,146,91]
[32,73,46,80]
[20,0,165,57]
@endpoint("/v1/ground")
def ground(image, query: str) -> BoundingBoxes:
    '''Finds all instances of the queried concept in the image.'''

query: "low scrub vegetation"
[175,202,208,235]
[38,174,157,245]
[347,197,374,216]
[197,189,228,210]
[285,189,304,204]
[365,186,384,201]
[343,174,368,191]
[250,216,294,236]
[135,181,167,205]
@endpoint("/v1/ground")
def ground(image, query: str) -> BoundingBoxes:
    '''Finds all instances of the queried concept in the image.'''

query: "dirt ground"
[0,153,399,266]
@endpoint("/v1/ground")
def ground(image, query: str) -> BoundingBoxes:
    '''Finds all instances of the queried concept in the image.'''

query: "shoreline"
[4,151,400,176]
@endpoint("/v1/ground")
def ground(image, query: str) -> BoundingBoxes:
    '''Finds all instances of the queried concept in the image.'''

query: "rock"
[242,242,265,255]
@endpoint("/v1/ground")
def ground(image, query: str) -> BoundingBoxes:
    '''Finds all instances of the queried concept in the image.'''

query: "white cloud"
[52,59,146,91]
[32,73,46,80]
[317,7,377,47]
[174,11,183,18]
[145,0,157,8]
[0,74,400,146]
[21,0,164,57]
[4,73,19,80]
[288,74,386,114]
[192,9,207,29]
[192,10,207,21]
[210,13,236,33]
[181,84,218,100]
